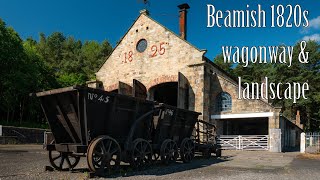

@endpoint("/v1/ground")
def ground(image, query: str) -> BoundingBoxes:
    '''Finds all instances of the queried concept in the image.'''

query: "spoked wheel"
[130,138,153,168]
[153,153,160,161]
[49,150,80,171]
[160,139,179,165]
[87,136,121,173]
[180,138,195,163]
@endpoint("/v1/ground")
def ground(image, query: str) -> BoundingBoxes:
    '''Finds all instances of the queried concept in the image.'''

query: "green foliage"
[213,54,234,75]
[57,73,87,87]
[0,19,24,109]
[36,33,112,86]
[0,18,112,127]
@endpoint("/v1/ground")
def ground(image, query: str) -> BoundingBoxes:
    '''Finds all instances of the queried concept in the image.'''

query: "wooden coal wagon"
[36,86,220,174]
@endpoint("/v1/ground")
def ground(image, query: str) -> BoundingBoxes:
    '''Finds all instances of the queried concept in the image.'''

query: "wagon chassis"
[45,119,220,174]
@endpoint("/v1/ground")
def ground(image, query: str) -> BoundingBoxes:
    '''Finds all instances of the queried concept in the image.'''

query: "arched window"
[217,92,232,112]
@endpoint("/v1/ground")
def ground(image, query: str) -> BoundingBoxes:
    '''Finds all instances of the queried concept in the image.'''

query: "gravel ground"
[0,145,320,180]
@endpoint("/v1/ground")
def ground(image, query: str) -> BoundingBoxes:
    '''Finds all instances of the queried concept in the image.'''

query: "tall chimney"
[178,3,190,40]
[296,110,303,129]
[296,110,300,124]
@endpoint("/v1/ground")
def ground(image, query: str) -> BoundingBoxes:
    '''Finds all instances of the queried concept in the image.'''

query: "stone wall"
[208,64,274,115]
[0,126,46,144]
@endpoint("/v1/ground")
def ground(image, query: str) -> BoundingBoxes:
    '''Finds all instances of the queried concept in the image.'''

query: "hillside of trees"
[214,42,320,131]
[0,18,112,128]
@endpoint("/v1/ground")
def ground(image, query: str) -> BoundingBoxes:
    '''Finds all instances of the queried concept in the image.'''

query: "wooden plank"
[132,79,147,100]
[36,87,76,97]
[119,81,132,96]
[177,72,189,109]
[56,105,77,143]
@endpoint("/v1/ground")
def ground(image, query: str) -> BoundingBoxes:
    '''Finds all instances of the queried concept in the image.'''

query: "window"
[136,39,147,53]
[217,92,232,112]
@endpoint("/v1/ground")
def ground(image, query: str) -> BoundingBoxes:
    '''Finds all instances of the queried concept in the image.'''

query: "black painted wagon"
[150,104,201,164]
[36,86,219,174]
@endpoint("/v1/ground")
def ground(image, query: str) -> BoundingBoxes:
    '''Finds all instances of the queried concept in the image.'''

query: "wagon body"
[37,86,155,153]
[153,104,200,146]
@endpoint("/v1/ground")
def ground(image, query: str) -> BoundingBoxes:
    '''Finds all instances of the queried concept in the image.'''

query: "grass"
[297,153,320,160]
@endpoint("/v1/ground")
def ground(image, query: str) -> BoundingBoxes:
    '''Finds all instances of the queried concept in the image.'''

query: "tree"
[0,19,27,122]
[213,53,234,75]
[0,19,114,126]
[0,20,52,123]
[36,33,113,87]
[46,32,66,69]
[80,40,112,80]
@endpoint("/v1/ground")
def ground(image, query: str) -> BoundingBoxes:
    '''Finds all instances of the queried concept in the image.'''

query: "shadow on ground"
[68,155,232,178]
[0,149,28,153]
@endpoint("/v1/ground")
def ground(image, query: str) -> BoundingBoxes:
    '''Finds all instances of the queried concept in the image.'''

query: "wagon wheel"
[215,148,222,157]
[87,136,121,173]
[152,152,160,161]
[130,138,153,168]
[202,148,212,159]
[160,139,179,165]
[180,138,195,163]
[49,150,80,171]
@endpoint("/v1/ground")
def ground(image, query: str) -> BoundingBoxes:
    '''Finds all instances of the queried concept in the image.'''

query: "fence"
[217,135,269,150]
[302,132,320,153]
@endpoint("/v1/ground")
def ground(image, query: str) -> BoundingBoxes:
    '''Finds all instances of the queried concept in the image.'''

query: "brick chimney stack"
[296,110,304,129]
[178,3,190,40]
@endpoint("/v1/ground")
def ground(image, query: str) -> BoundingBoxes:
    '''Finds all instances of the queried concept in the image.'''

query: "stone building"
[91,4,303,152]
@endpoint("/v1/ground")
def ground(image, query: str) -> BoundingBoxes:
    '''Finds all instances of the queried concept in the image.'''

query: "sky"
[0,0,319,60]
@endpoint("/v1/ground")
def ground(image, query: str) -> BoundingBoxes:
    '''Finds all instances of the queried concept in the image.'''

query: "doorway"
[149,82,178,106]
